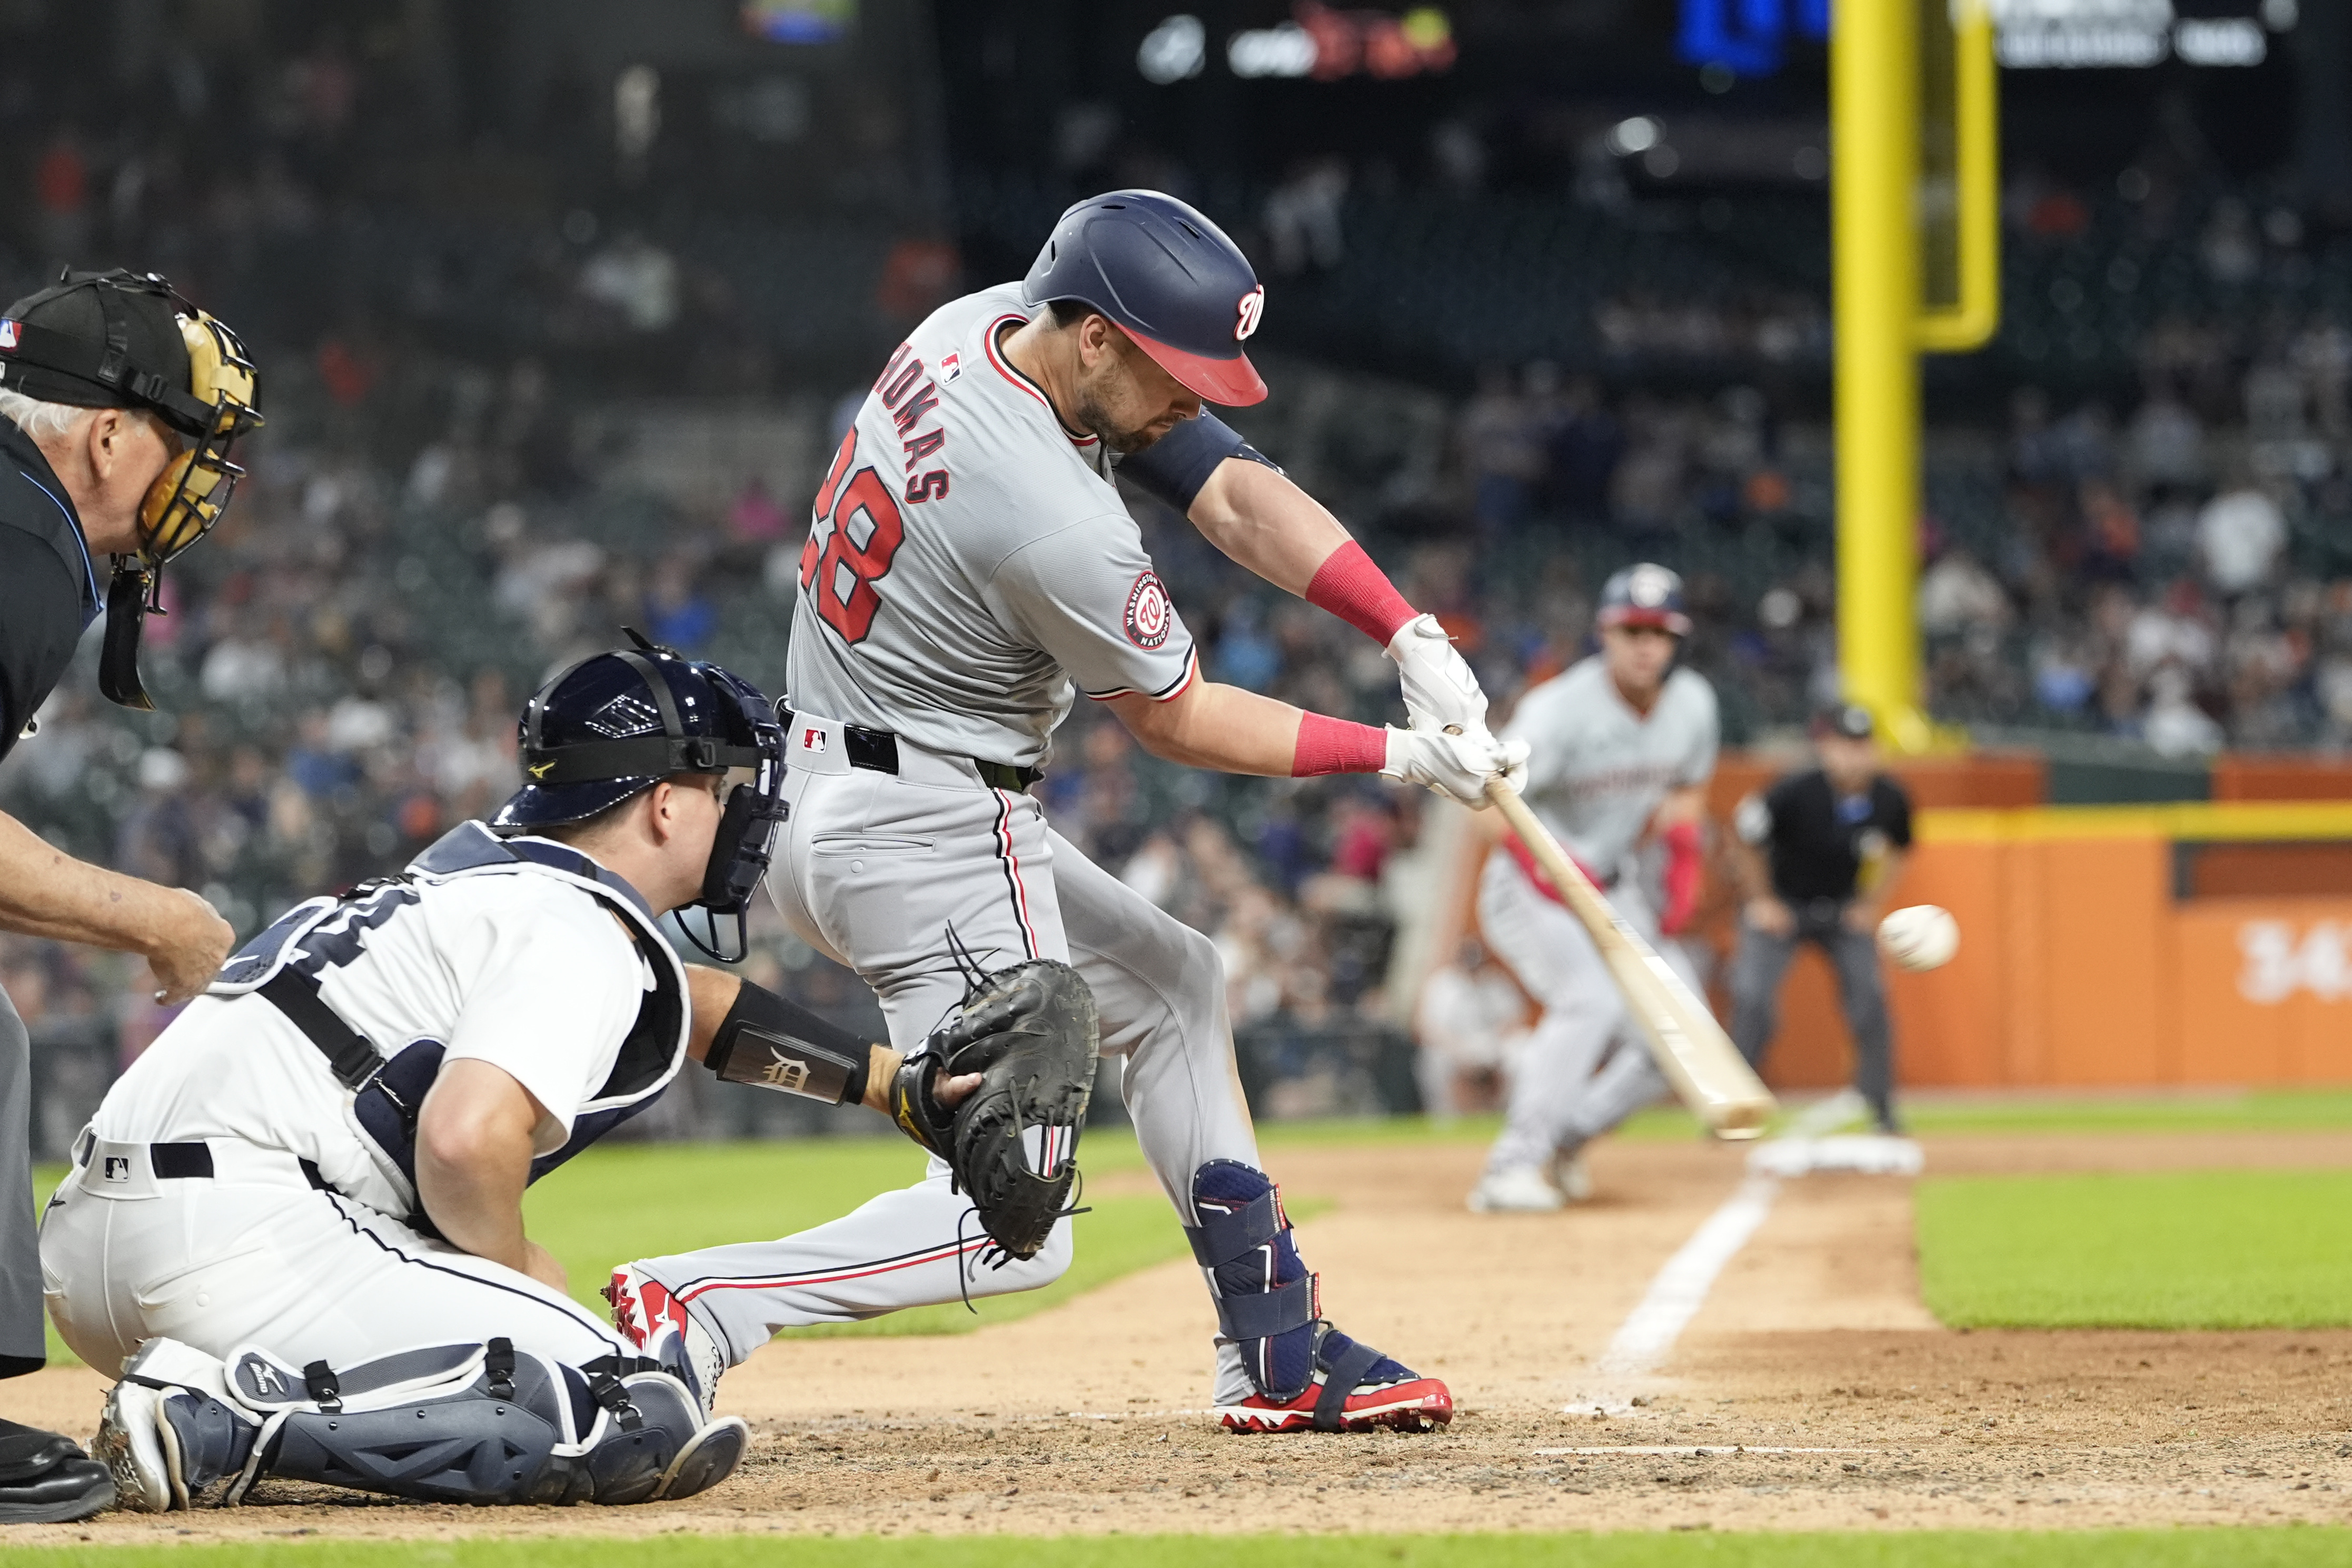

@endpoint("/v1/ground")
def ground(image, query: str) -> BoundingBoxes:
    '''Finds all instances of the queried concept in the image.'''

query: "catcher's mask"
[0,267,263,710]
[491,630,788,962]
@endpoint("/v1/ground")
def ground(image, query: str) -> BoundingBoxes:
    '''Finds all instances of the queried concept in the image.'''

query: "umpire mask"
[0,268,263,710]
[493,631,788,962]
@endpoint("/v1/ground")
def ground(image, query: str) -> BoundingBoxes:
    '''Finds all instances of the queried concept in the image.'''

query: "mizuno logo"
[529,761,555,779]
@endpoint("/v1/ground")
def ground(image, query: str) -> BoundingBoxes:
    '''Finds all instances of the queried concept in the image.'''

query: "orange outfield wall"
[1743,802,2352,1090]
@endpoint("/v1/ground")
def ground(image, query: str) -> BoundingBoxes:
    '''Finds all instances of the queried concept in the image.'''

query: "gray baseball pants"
[1,981,39,1376]
[1477,852,1697,1177]
[1726,905,1896,1128]
[631,716,1264,1400]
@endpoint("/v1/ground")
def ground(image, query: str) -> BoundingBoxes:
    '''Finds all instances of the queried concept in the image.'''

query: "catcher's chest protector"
[208,821,689,1207]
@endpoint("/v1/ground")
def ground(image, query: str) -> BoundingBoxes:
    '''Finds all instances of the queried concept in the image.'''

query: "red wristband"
[1304,541,1418,646]
[1292,712,1389,777]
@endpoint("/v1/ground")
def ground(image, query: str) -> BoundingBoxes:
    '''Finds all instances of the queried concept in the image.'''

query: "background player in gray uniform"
[1465,565,1720,1214]
[612,192,1524,1435]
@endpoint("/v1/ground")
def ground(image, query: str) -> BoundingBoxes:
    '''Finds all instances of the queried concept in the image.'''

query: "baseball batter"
[1465,564,1720,1213]
[610,191,1525,1434]
[42,645,793,1511]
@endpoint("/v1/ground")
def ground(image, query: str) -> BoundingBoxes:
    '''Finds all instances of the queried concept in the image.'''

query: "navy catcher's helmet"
[1596,563,1692,636]
[1023,190,1268,407]
[493,633,786,960]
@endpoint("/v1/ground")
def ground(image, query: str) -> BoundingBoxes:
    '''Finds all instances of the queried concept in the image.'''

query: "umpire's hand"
[147,887,235,1004]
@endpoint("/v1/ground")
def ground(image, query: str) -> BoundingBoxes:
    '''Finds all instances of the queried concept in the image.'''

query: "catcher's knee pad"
[577,1366,748,1505]
[1188,1161,1321,1402]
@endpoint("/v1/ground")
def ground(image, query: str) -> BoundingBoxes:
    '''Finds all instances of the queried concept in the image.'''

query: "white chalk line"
[1589,1173,1781,1381]
[1561,1090,1928,1414]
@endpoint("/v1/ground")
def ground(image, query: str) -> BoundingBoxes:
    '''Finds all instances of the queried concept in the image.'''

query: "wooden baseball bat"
[1485,778,1776,1140]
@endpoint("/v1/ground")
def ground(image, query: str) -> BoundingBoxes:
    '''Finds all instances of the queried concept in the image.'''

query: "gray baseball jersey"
[1502,656,1719,872]
[786,283,1199,769]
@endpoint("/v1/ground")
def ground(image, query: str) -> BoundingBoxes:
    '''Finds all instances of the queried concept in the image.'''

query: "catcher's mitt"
[890,958,1100,1260]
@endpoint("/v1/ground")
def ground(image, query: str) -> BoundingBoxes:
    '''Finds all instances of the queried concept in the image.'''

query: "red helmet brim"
[1129,330,1268,406]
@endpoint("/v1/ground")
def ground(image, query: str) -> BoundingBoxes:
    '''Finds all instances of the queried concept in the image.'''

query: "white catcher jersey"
[786,283,1200,769]
[1502,656,1719,873]
[90,830,662,1217]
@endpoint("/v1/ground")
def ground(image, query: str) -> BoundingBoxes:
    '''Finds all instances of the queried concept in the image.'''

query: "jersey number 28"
[799,429,905,644]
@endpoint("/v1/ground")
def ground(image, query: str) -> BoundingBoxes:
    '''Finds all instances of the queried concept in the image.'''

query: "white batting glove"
[1381,725,1530,810]
[1387,613,1488,735]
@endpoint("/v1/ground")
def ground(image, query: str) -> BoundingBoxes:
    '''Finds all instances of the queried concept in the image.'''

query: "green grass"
[5,1530,2350,1567]
[1918,1169,2352,1328]
[1902,1088,2352,1137]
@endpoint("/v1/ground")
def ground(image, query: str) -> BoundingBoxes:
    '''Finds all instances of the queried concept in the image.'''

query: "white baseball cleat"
[1467,1164,1566,1213]
[606,1263,725,1418]
[93,1378,176,1513]
[1555,1150,1594,1203]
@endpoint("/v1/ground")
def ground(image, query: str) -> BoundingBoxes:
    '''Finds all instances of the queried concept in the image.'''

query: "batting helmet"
[493,633,786,960]
[1023,190,1268,407]
[1596,563,1692,636]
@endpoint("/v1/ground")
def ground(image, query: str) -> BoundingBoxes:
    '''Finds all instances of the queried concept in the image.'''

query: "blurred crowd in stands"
[4,1,2351,1144]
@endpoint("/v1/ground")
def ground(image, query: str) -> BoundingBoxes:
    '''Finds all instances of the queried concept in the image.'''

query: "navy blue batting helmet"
[493,634,787,960]
[1596,563,1691,636]
[1023,190,1268,406]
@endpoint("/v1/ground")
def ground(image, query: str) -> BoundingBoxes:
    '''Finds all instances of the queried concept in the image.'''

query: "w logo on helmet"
[1235,286,1265,342]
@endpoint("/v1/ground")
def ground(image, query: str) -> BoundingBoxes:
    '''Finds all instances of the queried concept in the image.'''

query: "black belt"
[93,1140,332,1190]
[782,711,1041,791]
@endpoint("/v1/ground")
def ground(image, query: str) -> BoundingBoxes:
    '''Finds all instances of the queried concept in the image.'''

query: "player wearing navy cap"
[47,641,798,1512]
[608,190,1523,1435]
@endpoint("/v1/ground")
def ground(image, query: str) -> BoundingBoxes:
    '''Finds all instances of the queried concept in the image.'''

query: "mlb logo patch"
[0,319,18,352]
[801,727,827,754]
[938,352,961,384]
[103,1156,131,1182]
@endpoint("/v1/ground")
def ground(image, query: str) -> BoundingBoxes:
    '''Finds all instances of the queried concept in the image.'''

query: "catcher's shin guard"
[1189,1161,1452,1434]
[107,1336,749,1509]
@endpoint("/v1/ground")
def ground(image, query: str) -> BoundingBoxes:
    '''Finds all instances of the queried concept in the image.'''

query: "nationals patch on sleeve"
[1124,570,1174,650]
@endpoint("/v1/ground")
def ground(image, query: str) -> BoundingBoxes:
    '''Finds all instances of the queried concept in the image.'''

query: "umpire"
[0,270,259,1521]
[1725,703,1913,1135]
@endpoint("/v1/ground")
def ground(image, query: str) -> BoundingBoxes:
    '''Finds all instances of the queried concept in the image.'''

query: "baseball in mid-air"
[1878,905,1960,971]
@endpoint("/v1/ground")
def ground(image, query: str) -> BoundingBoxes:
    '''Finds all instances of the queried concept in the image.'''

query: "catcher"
[45,641,802,1512]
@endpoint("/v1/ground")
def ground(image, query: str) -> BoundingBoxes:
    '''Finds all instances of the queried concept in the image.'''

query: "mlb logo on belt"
[801,727,827,754]
[103,1156,132,1182]
[0,319,17,351]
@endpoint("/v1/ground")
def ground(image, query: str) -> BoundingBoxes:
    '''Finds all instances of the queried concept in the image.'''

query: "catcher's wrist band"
[704,980,871,1106]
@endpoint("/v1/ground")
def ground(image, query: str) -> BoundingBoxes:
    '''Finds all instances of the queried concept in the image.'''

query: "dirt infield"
[16,1127,2352,1543]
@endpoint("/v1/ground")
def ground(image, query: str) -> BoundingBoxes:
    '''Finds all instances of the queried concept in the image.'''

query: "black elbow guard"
[704,980,871,1107]
[1116,410,1282,511]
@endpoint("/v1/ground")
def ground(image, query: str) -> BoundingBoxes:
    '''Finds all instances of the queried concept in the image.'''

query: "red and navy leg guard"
[1188,1160,1451,1434]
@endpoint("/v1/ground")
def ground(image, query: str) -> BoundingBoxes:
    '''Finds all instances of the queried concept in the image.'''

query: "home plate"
[1747,1134,1923,1178]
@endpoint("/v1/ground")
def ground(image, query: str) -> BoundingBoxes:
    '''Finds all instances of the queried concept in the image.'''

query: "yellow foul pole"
[1833,0,1927,750]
